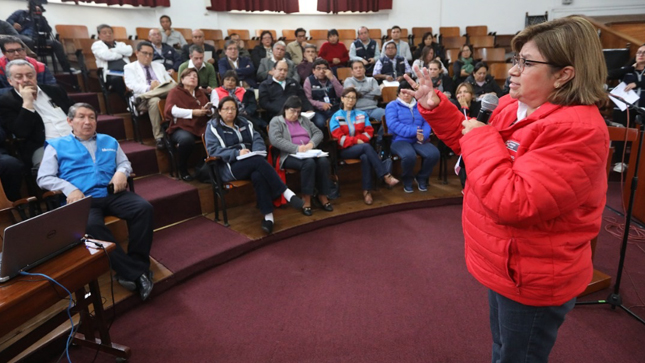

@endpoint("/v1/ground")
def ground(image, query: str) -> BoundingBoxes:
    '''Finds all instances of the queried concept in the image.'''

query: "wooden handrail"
[579,15,644,57]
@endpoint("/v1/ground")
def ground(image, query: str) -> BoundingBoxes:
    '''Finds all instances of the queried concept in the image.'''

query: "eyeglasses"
[511,55,559,72]
[5,48,25,54]
[286,108,301,113]
[343,96,357,100]
[139,51,153,57]
[220,107,236,112]
[637,51,645,56]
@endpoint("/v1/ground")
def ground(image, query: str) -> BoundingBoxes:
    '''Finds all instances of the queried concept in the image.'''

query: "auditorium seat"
[202,29,224,42]
[174,28,193,42]
[112,26,129,40]
[439,26,461,39]
[368,28,382,41]
[386,27,408,40]
[282,29,296,42]
[412,27,433,44]
[466,25,488,36]
[136,27,156,40]
[441,36,467,50]
[474,47,507,63]
[470,35,495,49]
[489,63,513,87]
[309,29,328,40]
[255,29,277,40]
[227,29,251,40]
[338,29,356,40]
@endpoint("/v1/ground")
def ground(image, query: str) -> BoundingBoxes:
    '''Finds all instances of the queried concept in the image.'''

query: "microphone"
[477,93,499,124]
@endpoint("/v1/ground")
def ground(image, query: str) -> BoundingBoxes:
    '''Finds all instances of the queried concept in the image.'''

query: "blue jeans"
[363,107,385,122]
[488,290,576,363]
[340,143,388,191]
[312,108,338,130]
[390,141,440,187]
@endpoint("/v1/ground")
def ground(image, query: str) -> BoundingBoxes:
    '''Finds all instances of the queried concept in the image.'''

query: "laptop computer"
[0,197,92,283]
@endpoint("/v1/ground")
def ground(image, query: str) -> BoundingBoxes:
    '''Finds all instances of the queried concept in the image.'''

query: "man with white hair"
[256,41,299,83]
[148,28,181,77]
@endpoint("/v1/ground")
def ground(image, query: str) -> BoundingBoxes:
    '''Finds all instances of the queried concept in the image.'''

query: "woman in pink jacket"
[406,17,608,362]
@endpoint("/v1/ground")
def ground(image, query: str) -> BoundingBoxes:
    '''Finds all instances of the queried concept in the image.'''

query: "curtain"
[207,0,300,14]
[61,0,170,6]
[317,0,392,13]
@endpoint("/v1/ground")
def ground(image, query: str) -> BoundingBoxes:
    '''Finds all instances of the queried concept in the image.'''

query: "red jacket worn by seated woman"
[419,90,609,306]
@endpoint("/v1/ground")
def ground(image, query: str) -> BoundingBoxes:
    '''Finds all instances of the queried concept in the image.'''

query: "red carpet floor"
[62,201,645,363]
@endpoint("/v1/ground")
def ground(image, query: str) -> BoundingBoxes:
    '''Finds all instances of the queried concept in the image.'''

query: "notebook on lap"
[0,197,92,283]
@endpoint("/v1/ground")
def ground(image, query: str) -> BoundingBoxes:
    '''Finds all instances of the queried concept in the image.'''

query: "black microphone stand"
[576,94,645,326]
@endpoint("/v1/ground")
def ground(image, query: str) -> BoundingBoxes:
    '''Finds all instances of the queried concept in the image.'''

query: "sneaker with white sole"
[415,177,428,192]
[403,184,414,193]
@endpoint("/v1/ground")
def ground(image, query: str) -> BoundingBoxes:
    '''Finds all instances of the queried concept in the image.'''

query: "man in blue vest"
[303,58,344,130]
[37,103,155,301]
[349,26,380,75]
[373,41,411,84]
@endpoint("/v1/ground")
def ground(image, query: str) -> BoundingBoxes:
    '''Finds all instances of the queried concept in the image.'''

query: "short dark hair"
[340,87,359,110]
[218,96,239,120]
[391,25,401,31]
[222,70,239,84]
[136,41,153,52]
[189,44,204,55]
[96,24,113,34]
[397,80,413,95]
[312,58,330,69]
[273,59,288,69]
[281,95,302,115]
[295,28,306,37]
[420,46,435,62]
[350,59,365,69]
[224,39,238,50]
[384,41,397,51]
[0,36,23,53]
[68,103,97,119]
[327,29,339,38]
[260,30,274,42]
[473,62,488,73]
[459,44,474,59]
[159,15,171,23]
[229,32,239,38]
[304,44,317,51]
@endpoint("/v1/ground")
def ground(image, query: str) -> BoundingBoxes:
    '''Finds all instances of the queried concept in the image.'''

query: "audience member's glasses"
[220,107,236,112]
[511,55,558,72]
[343,96,357,100]
[139,51,153,57]
[637,51,645,56]
[286,108,301,113]
[5,48,25,54]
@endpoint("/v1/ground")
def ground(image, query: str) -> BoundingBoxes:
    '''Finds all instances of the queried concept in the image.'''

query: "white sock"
[283,189,296,201]
[264,213,274,222]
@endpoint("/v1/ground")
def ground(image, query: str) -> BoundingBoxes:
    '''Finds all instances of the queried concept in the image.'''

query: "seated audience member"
[427,60,454,99]
[303,59,343,130]
[451,82,480,117]
[453,44,474,85]
[349,26,380,75]
[385,81,439,193]
[227,33,251,59]
[6,3,76,73]
[164,68,213,181]
[374,41,411,83]
[0,18,33,50]
[160,15,186,49]
[0,36,55,89]
[412,32,445,63]
[318,29,349,72]
[251,30,275,69]
[212,70,264,130]
[92,24,132,99]
[0,124,23,201]
[148,28,181,77]
[181,29,216,65]
[217,39,256,89]
[124,41,176,149]
[330,88,398,205]
[412,46,447,77]
[178,45,218,93]
[286,28,309,65]
[37,103,155,301]
[268,96,333,216]
[257,41,299,83]
[343,60,385,121]
[205,96,304,234]
[259,60,315,121]
[465,62,503,99]
[381,26,412,62]
[609,44,645,108]
[297,44,318,82]
[0,60,73,167]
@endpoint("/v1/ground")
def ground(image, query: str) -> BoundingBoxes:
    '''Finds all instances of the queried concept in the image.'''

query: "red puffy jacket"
[419,91,609,306]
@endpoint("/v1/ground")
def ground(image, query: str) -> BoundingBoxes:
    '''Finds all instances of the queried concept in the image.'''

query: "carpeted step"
[120,141,159,177]
[135,174,201,229]
[150,216,251,273]
[54,73,81,93]
[97,115,126,140]
[68,92,101,111]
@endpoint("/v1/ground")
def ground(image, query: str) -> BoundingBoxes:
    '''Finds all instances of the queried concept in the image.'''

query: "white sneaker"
[613,162,627,173]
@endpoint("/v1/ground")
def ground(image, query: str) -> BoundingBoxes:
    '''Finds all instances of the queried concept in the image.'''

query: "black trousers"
[282,156,332,196]
[169,129,198,175]
[0,153,24,201]
[230,155,287,215]
[87,191,154,281]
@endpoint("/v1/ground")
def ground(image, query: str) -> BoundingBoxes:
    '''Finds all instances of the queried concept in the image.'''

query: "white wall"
[0,0,643,39]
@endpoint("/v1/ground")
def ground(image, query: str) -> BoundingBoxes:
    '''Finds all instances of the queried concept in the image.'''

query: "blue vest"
[379,56,406,78]
[308,74,339,106]
[353,39,377,60]
[47,134,119,198]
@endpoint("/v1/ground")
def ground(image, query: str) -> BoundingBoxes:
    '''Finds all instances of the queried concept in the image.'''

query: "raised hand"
[402,65,440,110]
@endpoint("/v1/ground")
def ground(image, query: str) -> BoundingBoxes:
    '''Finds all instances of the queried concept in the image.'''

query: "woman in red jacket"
[318,29,349,75]
[405,17,608,362]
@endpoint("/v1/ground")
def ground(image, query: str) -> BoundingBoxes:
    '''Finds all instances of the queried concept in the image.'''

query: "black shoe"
[156,138,166,150]
[261,219,274,234]
[137,272,154,301]
[115,276,136,291]
[314,195,333,212]
[180,172,194,182]
[302,206,313,216]
[288,195,304,210]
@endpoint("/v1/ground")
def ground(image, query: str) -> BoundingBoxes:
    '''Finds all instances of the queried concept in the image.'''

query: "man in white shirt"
[0,60,74,166]
[124,41,175,149]
[159,15,187,50]
[381,26,412,62]
[91,24,132,99]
